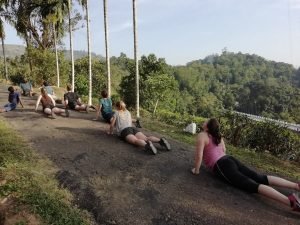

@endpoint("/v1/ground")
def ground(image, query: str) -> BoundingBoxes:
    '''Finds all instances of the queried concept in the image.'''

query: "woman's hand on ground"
[191,168,199,175]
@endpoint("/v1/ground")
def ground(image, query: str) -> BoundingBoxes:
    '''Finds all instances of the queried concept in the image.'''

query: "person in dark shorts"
[35,88,69,118]
[191,118,300,212]
[108,101,171,155]
[94,89,115,123]
[0,86,24,113]
[63,84,89,112]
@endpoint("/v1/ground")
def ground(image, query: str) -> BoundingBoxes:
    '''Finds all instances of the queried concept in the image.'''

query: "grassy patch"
[141,116,300,180]
[0,119,93,225]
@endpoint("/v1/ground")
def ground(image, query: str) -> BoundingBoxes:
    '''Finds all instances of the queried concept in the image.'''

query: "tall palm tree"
[43,0,69,87]
[103,0,111,96]
[53,23,60,87]
[0,0,9,81]
[68,0,75,91]
[0,13,8,81]
[78,0,92,105]
[132,0,139,118]
[42,15,62,88]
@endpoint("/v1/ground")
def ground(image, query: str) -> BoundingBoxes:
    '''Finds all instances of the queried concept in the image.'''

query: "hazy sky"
[4,0,300,68]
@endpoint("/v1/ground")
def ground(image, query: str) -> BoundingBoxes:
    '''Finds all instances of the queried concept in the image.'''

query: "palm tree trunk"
[53,25,60,87]
[132,0,139,118]
[86,0,92,106]
[153,99,159,115]
[1,37,8,81]
[68,0,75,91]
[103,0,111,97]
[25,33,33,73]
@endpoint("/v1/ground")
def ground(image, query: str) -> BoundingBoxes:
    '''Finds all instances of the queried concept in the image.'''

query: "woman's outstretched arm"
[192,132,206,174]
[108,116,116,134]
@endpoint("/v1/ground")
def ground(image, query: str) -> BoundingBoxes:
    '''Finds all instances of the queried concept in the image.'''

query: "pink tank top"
[203,136,225,171]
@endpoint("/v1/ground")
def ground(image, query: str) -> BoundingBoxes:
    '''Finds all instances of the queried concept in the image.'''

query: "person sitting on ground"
[63,84,89,112]
[35,88,69,118]
[108,100,171,155]
[94,89,115,123]
[20,77,34,97]
[43,81,57,100]
[0,86,24,113]
[191,118,300,212]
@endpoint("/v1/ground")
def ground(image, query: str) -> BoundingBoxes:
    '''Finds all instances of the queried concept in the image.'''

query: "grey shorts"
[120,127,139,139]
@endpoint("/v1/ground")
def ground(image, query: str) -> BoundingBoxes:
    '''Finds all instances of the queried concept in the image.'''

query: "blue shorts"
[102,111,115,123]
[4,103,17,112]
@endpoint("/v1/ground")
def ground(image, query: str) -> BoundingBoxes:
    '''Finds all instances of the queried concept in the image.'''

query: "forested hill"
[172,51,300,122]
[0,44,104,60]
[2,46,300,123]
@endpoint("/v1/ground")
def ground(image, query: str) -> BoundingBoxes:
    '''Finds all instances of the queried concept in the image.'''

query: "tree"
[68,0,75,91]
[144,73,178,114]
[0,0,8,81]
[78,0,92,105]
[43,0,69,87]
[103,0,111,96]
[119,54,174,112]
[132,0,139,118]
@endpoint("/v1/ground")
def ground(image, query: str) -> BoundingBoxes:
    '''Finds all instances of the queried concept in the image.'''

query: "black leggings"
[213,155,269,193]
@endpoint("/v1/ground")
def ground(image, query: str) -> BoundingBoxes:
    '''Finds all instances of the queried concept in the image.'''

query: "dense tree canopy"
[0,0,299,123]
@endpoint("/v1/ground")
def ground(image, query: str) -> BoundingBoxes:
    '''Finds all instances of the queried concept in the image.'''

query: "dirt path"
[0,84,299,225]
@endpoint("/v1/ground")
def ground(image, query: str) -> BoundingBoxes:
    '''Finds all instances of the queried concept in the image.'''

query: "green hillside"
[0,44,104,60]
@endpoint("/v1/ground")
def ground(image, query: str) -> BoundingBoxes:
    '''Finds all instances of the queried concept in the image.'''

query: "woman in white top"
[108,101,171,155]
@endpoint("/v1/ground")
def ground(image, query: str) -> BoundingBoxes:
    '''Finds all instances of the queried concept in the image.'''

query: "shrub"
[220,112,300,161]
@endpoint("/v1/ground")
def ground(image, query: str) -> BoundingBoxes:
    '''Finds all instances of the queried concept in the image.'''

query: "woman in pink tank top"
[191,118,300,212]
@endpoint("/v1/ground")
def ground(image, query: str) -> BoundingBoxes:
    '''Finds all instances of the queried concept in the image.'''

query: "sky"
[4,0,300,68]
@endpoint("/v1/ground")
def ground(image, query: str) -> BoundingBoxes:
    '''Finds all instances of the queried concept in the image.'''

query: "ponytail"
[116,101,126,111]
[206,118,222,145]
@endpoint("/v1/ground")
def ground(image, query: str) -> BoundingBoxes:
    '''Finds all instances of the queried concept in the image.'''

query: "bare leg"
[147,136,160,143]
[135,132,160,143]
[258,184,290,206]
[52,107,65,115]
[267,176,299,191]
[44,108,52,115]
[135,132,148,141]
[75,104,88,111]
[125,134,147,148]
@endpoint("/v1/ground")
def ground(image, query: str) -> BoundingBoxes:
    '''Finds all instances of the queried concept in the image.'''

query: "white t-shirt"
[114,110,132,135]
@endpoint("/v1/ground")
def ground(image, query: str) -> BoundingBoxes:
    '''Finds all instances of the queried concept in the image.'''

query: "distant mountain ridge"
[0,44,104,60]
[0,44,26,58]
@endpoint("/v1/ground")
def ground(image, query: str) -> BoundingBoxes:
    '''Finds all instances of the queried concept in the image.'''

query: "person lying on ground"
[108,100,171,155]
[43,81,57,100]
[0,86,24,113]
[94,89,115,123]
[20,77,35,97]
[64,84,89,112]
[35,88,69,118]
[191,118,300,212]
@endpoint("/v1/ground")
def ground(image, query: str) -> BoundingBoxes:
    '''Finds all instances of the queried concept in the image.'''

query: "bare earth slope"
[0,84,299,225]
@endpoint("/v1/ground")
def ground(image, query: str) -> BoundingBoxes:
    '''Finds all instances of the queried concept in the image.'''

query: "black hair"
[43,81,49,86]
[8,86,14,93]
[101,89,108,98]
[67,84,72,91]
[206,118,222,145]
